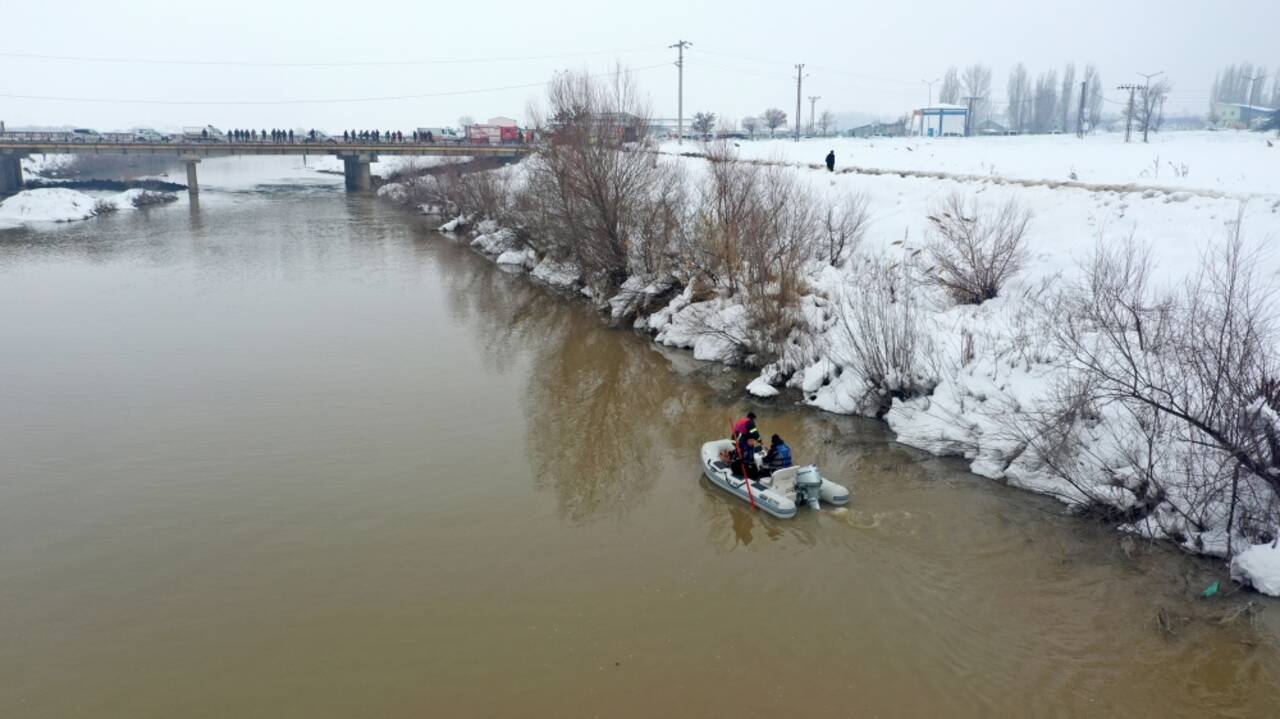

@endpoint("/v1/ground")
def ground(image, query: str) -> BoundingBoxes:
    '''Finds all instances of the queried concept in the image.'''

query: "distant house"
[1212,102,1275,129]
[912,104,969,137]
[486,116,519,128]
[848,120,907,138]
[974,119,1011,136]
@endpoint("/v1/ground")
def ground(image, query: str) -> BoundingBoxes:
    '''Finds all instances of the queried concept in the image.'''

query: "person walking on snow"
[825,150,835,172]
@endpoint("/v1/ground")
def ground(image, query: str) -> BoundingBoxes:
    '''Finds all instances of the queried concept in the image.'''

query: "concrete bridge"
[0,140,531,196]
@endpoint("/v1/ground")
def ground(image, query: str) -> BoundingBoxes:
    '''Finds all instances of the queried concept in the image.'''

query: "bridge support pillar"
[339,153,376,192]
[0,153,25,196]
[181,156,200,197]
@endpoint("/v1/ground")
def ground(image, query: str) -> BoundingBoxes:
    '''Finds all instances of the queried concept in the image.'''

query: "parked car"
[415,127,463,144]
[301,129,337,144]
[133,128,172,143]
[181,125,227,143]
[69,128,103,143]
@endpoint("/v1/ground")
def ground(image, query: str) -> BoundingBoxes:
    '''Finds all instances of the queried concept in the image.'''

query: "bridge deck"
[0,141,531,158]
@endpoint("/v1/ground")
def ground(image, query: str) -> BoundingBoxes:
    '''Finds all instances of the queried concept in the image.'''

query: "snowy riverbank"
[405,130,1280,594]
[0,187,178,227]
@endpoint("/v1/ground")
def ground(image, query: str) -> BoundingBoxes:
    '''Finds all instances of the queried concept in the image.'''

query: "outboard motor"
[795,465,823,511]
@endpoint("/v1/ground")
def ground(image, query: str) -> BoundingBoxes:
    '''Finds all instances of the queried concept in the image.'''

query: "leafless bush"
[819,192,871,267]
[925,193,1031,304]
[130,190,178,208]
[92,199,117,215]
[678,144,818,363]
[830,250,938,414]
[522,65,669,291]
[1053,213,1280,539]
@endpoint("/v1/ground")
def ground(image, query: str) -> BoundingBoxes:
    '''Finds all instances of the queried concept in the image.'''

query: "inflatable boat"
[700,439,850,519]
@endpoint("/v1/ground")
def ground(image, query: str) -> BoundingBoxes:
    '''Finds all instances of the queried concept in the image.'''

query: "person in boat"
[738,435,763,481]
[763,434,793,470]
[732,412,762,451]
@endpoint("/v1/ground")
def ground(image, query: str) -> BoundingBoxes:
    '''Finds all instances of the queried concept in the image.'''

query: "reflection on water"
[0,174,1278,718]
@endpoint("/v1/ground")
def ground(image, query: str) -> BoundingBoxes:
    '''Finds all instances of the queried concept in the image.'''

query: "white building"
[912,104,969,137]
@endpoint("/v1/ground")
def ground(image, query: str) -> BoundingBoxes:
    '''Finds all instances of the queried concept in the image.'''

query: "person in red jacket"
[732,412,762,451]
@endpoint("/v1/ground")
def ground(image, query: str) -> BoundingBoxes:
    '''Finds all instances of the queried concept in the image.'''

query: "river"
[1,158,1277,717]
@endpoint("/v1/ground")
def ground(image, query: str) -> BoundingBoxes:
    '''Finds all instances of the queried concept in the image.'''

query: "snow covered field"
[436,129,1280,595]
[667,130,1280,196]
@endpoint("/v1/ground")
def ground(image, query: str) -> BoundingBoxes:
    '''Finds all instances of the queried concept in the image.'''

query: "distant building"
[1212,102,1275,129]
[486,116,519,128]
[848,120,907,138]
[974,119,1011,135]
[912,104,969,137]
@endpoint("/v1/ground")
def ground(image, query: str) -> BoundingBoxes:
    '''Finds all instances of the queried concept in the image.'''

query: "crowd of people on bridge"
[340,130,437,143]
[228,128,301,143]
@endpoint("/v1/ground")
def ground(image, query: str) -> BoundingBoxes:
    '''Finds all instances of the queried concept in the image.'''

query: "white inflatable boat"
[700,439,850,519]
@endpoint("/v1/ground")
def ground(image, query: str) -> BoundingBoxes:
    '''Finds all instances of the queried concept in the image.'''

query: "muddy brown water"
[1,178,1278,717]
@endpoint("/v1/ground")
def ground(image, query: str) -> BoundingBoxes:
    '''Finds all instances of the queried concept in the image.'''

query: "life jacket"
[769,442,792,467]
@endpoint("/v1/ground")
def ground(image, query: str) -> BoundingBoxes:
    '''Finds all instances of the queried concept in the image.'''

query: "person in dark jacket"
[738,436,762,480]
[825,150,835,172]
[763,434,793,469]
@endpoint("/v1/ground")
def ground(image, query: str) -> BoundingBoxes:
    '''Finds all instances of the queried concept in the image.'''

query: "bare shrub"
[830,250,937,413]
[1053,213,1280,541]
[130,190,178,208]
[523,65,667,291]
[819,192,871,267]
[92,199,117,215]
[678,144,818,363]
[925,193,1031,304]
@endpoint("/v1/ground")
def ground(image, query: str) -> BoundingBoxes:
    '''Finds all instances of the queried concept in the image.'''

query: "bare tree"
[1007,63,1031,133]
[940,66,961,105]
[1032,69,1059,134]
[458,115,475,130]
[1138,80,1171,142]
[961,64,993,127]
[1059,62,1076,133]
[691,111,717,138]
[762,108,788,138]
[741,116,761,139]
[925,193,1032,304]
[817,109,835,136]
[1083,64,1104,132]
[522,66,669,290]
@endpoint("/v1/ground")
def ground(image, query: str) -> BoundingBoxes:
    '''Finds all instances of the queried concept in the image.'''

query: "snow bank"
[1232,543,1280,597]
[0,188,101,223]
[421,130,1280,588]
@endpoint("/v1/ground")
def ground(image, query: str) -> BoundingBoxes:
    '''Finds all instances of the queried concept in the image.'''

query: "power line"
[0,63,672,105]
[0,46,667,68]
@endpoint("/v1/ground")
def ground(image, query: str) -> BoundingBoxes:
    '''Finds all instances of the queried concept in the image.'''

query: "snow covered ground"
[0,187,177,227]
[442,129,1280,595]
[665,130,1280,197]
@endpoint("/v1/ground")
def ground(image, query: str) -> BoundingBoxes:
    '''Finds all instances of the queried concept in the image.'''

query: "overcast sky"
[3,0,1276,132]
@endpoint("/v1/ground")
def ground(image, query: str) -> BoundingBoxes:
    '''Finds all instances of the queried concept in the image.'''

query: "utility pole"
[808,95,820,135]
[962,96,978,136]
[1136,70,1164,143]
[670,40,691,145]
[794,64,805,142]
[921,77,940,136]
[1075,80,1087,138]
[1117,84,1141,143]
[1246,73,1267,125]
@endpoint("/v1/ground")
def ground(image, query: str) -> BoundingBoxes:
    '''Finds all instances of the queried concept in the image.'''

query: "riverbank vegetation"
[379,67,1280,593]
